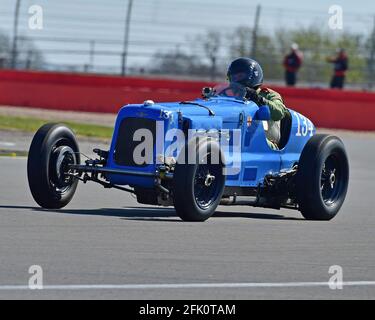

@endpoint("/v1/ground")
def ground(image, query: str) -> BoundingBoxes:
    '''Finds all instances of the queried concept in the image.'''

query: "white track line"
[0,142,15,147]
[0,281,375,291]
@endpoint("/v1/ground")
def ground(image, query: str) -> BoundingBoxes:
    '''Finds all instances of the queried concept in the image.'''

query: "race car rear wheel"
[296,134,349,220]
[173,139,225,221]
[27,123,80,209]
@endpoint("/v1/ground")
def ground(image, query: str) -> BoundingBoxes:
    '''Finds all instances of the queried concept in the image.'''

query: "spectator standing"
[283,43,303,86]
[327,48,349,89]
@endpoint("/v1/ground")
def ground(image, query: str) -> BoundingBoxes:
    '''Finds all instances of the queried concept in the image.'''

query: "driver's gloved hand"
[245,88,266,106]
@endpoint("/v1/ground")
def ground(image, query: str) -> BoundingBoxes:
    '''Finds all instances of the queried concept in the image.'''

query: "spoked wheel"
[320,155,344,206]
[173,139,226,221]
[296,134,349,220]
[49,145,77,193]
[194,159,223,210]
[27,123,80,209]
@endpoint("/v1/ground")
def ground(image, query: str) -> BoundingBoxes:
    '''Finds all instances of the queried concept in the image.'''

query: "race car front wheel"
[27,123,80,209]
[296,134,349,220]
[173,139,226,221]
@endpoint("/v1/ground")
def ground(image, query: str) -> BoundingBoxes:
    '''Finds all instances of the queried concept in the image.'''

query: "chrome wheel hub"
[329,169,336,189]
[204,174,215,187]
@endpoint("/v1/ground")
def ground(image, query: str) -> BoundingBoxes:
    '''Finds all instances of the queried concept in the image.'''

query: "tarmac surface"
[0,130,374,299]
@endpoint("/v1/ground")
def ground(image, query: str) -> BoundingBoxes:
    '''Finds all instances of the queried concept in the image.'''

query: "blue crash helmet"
[227,57,264,88]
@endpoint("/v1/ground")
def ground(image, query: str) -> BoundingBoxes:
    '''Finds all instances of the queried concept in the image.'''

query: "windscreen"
[213,82,247,100]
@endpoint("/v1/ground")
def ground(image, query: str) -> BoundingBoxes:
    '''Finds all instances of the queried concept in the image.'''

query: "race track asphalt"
[0,131,374,299]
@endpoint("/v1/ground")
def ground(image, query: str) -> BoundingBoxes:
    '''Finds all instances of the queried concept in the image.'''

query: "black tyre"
[27,123,80,209]
[173,139,226,221]
[296,134,349,220]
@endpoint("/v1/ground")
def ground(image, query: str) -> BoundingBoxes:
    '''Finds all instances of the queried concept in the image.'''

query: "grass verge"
[0,115,113,139]
[0,150,28,157]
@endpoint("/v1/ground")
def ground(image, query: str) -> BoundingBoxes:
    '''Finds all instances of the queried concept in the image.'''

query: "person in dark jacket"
[283,43,303,86]
[327,48,348,89]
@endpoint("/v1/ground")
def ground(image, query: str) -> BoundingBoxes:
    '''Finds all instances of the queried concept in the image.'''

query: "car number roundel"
[294,111,314,137]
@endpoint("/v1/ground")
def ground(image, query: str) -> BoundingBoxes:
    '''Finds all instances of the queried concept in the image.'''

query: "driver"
[227,57,288,150]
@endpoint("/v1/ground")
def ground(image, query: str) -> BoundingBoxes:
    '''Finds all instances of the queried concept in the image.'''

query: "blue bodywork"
[105,96,316,189]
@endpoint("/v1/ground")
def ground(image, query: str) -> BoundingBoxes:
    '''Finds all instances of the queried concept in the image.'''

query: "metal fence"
[0,0,374,89]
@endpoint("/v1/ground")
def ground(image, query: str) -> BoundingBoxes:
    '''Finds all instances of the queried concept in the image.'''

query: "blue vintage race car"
[27,83,349,221]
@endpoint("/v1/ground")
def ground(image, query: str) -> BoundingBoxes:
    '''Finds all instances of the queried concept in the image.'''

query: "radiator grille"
[114,117,156,167]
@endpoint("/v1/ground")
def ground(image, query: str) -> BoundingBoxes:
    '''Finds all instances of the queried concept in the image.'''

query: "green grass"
[0,115,113,139]
[0,150,28,157]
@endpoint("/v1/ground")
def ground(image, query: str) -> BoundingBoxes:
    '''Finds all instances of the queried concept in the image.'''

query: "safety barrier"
[0,69,374,130]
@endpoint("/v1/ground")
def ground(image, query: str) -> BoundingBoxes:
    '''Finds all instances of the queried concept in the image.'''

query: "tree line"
[151,26,374,89]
